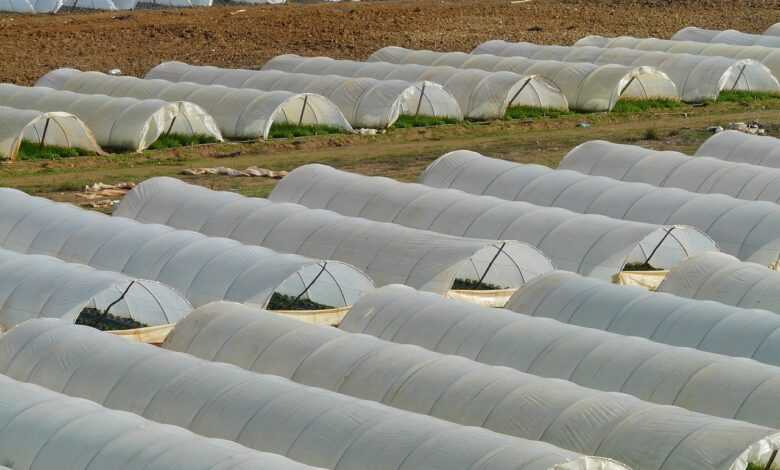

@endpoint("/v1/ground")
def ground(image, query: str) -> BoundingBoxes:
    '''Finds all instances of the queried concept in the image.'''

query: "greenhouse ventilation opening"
[0,106,103,160]
[473,40,780,102]
[146,62,464,129]
[0,319,633,470]
[369,46,680,112]
[36,69,354,139]
[0,247,191,331]
[116,177,554,306]
[262,54,569,120]
[269,163,716,280]
[162,301,780,470]
[0,188,373,321]
[696,131,780,168]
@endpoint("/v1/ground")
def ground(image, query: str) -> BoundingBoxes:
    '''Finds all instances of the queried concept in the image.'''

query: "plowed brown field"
[2,0,780,85]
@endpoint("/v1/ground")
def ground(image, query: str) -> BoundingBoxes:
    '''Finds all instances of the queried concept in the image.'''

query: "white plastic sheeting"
[473,40,780,102]
[0,106,102,160]
[673,27,780,48]
[573,36,780,87]
[658,251,780,314]
[506,270,780,368]
[37,69,353,139]
[343,284,780,429]
[0,84,222,152]
[560,140,780,204]
[767,23,780,36]
[0,246,190,328]
[0,373,322,470]
[0,319,625,470]
[165,301,780,470]
[146,61,463,129]
[369,46,679,112]
[420,150,780,267]
[116,177,552,294]
[696,131,780,168]
[262,54,569,120]
[269,164,716,279]
[0,188,372,309]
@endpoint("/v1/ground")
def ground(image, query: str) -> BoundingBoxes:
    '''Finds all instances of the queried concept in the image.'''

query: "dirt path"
[2,0,780,85]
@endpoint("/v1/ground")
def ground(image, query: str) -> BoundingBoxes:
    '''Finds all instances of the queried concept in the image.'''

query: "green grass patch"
[148,133,219,150]
[504,106,575,120]
[611,98,683,113]
[268,123,346,139]
[17,140,94,161]
[717,90,780,104]
[393,114,460,128]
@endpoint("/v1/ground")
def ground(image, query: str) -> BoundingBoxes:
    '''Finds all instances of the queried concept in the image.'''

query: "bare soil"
[2,0,780,85]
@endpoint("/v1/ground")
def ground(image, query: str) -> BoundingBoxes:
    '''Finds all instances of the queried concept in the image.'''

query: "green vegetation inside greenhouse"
[611,98,683,113]
[504,106,575,120]
[393,114,460,128]
[76,307,148,331]
[716,90,780,104]
[18,140,93,160]
[452,278,508,290]
[623,262,665,272]
[149,133,220,150]
[268,123,347,139]
[267,292,335,311]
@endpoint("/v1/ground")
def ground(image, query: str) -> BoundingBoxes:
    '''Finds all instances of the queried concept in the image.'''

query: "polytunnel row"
[473,40,780,102]
[0,84,222,152]
[559,140,780,204]
[0,319,622,470]
[145,61,463,129]
[36,68,354,139]
[0,187,373,310]
[572,35,780,84]
[0,373,322,470]
[262,54,570,120]
[506,270,780,367]
[419,149,780,266]
[267,164,717,280]
[0,246,190,329]
[116,177,552,295]
[658,252,780,313]
[162,301,780,470]
[368,46,679,112]
[697,131,780,168]
[0,105,103,160]
[342,285,780,429]
[673,26,780,48]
